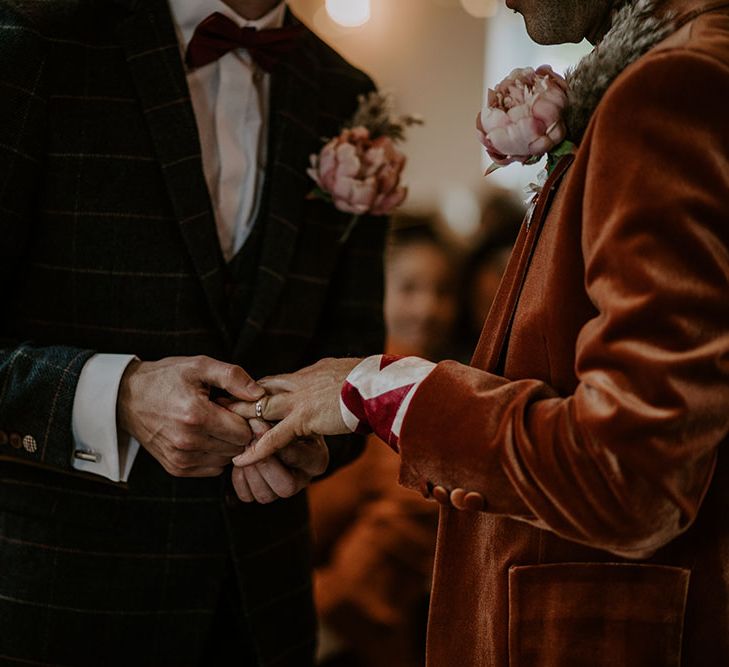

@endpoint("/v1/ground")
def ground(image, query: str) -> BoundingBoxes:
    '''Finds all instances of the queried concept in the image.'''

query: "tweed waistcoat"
[226,217,267,338]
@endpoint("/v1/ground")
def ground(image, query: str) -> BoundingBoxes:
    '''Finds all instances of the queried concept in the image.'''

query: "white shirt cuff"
[340,354,436,449]
[71,353,140,483]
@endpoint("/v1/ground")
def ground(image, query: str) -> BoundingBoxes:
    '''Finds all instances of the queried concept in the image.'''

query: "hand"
[117,356,264,477]
[231,420,329,504]
[226,357,361,467]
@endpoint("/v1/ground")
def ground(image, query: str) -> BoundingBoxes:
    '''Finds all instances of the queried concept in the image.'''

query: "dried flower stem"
[339,215,361,244]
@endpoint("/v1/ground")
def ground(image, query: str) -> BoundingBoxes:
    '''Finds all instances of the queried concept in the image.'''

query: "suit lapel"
[233,17,321,359]
[114,0,232,348]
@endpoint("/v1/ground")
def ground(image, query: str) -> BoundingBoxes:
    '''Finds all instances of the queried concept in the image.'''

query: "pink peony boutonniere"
[477,65,575,177]
[307,92,423,243]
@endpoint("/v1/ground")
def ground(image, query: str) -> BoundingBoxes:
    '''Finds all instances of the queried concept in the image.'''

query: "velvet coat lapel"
[470,154,575,373]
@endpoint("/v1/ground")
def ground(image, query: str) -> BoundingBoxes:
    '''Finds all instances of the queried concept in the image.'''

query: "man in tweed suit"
[0,0,386,664]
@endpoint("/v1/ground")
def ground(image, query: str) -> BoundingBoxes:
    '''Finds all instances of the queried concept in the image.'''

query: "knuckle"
[218,362,232,386]
[189,355,210,373]
[180,412,200,428]
[179,404,204,427]
[224,363,239,385]
[279,479,298,498]
[169,450,195,469]
[172,436,195,451]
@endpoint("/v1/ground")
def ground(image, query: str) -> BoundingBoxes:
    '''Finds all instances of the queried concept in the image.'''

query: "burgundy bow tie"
[185,12,304,72]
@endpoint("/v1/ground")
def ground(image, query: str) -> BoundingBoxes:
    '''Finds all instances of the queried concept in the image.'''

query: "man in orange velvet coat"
[230,0,729,664]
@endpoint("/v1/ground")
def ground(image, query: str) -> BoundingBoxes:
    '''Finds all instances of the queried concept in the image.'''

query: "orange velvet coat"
[397,3,729,665]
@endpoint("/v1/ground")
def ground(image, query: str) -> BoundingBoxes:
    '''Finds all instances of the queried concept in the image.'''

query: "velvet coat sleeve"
[397,48,729,559]
[0,6,95,472]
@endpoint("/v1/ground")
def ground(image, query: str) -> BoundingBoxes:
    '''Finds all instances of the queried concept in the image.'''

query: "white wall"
[288,0,488,211]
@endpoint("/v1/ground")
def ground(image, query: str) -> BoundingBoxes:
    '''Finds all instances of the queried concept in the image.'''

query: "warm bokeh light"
[460,0,498,19]
[439,185,481,239]
[325,0,371,27]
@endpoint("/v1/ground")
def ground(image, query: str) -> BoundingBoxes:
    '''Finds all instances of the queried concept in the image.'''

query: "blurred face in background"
[385,242,458,359]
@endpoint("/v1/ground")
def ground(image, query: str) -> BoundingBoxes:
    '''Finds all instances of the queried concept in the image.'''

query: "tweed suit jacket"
[0,0,386,665]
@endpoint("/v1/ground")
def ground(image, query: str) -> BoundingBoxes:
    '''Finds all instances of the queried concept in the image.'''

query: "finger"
[256,394,293,421]
[223,400,257,421]
[178,394,254,448]
[233,419,298,467]
[243,463,279,504]
[277,438,329,477]
[258,359,326,389]
[276,440,308,468]
[248,418,272,438]
[258,375,296,392]
[202,401,256,448]
[191,357,265,401]
[256,456,304,498]
[231,467,254,502]
[224,394,291,422]
[224,400,260,421]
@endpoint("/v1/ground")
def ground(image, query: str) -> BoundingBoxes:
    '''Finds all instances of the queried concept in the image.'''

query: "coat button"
[450,488,468,510]
[0,431,8,446]
[9,433,22,449]
[432,485,450,506]
[463,492,485,512]
[224,492,239,509]
[23,435,37,453]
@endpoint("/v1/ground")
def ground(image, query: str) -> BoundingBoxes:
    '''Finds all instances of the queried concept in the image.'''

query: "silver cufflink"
[74,450,101,463]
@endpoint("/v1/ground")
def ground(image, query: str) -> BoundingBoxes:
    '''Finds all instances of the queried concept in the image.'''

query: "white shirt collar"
[169,0,287,51]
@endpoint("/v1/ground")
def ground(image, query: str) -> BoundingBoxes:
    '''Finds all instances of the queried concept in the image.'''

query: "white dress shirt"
[72,0,286,482]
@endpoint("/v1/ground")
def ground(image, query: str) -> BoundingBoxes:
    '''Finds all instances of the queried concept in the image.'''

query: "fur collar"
[564,0,674,143]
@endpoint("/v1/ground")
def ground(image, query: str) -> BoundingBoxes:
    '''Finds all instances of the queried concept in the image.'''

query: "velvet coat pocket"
[507,562,690,667]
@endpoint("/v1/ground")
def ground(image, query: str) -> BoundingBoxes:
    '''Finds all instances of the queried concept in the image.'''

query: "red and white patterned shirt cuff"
[339,354,436,452]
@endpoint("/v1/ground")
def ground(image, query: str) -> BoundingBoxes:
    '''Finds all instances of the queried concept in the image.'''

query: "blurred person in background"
[310,217,458,667]
[383,219,460,359]
[456,191,524,358]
